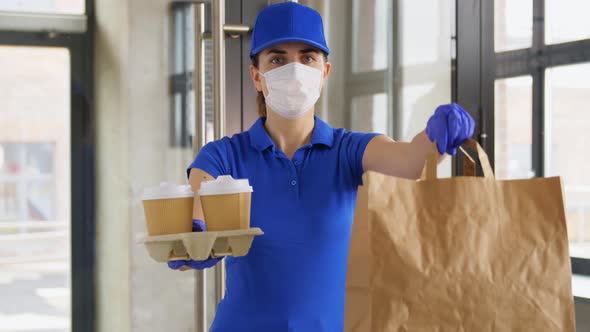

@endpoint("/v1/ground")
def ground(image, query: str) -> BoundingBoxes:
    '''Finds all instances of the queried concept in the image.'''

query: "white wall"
[95,0,200,331]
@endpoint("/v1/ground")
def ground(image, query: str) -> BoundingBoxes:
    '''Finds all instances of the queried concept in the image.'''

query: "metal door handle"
[193,4,248,149]
[211,0,228,318]
[192,4,207,332]
[224,24,250,39]
[193,2,206,156]
[212,0,226,142]
[191,1,229,331]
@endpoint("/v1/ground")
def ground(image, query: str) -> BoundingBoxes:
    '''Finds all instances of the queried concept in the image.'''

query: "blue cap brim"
[250,36,331,58]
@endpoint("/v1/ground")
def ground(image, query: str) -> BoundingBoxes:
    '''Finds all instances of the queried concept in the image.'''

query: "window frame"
[454,0,590,276]
[0,0,96,330]
[0,11,87,33]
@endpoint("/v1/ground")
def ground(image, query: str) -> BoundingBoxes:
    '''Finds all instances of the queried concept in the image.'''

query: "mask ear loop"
[317,65,326,94]
[258,69,269,99]
[321,67,326,92]
[258,69,270,98]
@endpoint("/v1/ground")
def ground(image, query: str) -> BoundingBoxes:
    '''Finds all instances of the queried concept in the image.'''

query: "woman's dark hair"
[252,52,328,117]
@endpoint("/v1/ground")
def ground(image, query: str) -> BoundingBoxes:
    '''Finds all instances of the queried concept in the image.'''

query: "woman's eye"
[270,57,282,64]
[304,56,315,63]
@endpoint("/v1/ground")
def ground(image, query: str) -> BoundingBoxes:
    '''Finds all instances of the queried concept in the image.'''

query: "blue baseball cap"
[250,2,330,58]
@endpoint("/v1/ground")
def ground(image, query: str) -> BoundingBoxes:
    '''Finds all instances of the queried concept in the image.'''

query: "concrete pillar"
[95,0,132,330]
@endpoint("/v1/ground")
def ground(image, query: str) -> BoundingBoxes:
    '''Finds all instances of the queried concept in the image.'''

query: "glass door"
[0,46,72,331]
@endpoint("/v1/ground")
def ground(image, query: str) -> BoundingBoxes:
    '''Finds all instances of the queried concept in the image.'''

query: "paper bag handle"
[422,139,494,180]
[460,145,476,176]
[460,139,494,178]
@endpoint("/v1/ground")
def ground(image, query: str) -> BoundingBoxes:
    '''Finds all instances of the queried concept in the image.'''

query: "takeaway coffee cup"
[142,182,194,236]
[198,176,253,231]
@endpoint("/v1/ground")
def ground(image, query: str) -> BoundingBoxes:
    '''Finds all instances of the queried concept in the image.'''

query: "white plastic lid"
[199,175,253,196]
[142,182,194,200]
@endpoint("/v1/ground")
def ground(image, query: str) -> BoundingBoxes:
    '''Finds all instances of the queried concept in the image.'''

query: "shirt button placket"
[290,160,299,196]
[289,164,298,188]
[290,150,305,196]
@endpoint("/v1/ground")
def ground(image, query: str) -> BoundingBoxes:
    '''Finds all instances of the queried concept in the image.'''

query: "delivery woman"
[168,2,475,331]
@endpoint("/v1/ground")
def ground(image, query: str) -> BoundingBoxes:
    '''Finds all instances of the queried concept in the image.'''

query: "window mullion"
[530,0,545,177]
[532,0,545,51]
[532,69,545,177]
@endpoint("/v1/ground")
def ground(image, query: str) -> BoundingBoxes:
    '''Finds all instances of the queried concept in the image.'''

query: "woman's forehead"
[261,42,321,55]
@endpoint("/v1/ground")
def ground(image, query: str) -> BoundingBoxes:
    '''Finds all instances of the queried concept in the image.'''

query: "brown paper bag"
[345,139,575,331]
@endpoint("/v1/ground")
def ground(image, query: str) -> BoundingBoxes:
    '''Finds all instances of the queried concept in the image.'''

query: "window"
[399,0,453,177]
[348,0,454,177]
[351,93,388,134]
[339,0,393,136]
[545,0,590,45]
[494,76,534,179]
[0,45,71,331]
[494,0,533,52]
[330,0,452,175]
[0,143,57,221]
[0,0,94,327]
[352,0,388,72]
[493,1,590,264]
[545,63,590,248]
[172,3,197,148]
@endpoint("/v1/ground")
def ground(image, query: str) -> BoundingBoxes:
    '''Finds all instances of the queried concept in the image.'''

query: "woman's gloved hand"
[426,103,475,155]
[167,219,222,270]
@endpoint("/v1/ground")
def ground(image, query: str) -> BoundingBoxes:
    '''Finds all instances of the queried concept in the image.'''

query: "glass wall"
[545,63,590,247]
[351,0,388,73]
[349,0,392,136]
[545,0,590,45]
[397,0,453,177]
[495,0,590,258]
[0,46,71,332]
[322,0,453,178]
[494,76,534,179]
[494,0,533,52]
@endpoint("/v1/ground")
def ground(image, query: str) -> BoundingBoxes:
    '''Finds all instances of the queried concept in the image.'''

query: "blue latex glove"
[426,103,475,155]
[167,219,222,270]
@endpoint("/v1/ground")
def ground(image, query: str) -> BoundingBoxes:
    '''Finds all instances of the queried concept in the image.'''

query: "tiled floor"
[0,262,69,332]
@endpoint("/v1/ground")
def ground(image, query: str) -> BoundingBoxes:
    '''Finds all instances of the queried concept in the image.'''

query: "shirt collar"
[248,116,334,151]
[310,116,334,148]
[248,117,274,151]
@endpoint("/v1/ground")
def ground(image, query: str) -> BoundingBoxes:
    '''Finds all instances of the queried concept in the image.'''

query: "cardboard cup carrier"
[199,175,253,231]
[142,182,193,236]
[141,177,262,263]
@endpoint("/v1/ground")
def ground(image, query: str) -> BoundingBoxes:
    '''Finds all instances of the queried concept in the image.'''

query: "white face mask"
[261,62,324,119]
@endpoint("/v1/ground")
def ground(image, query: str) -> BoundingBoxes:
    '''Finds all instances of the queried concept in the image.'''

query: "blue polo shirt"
[188,116,380,332]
